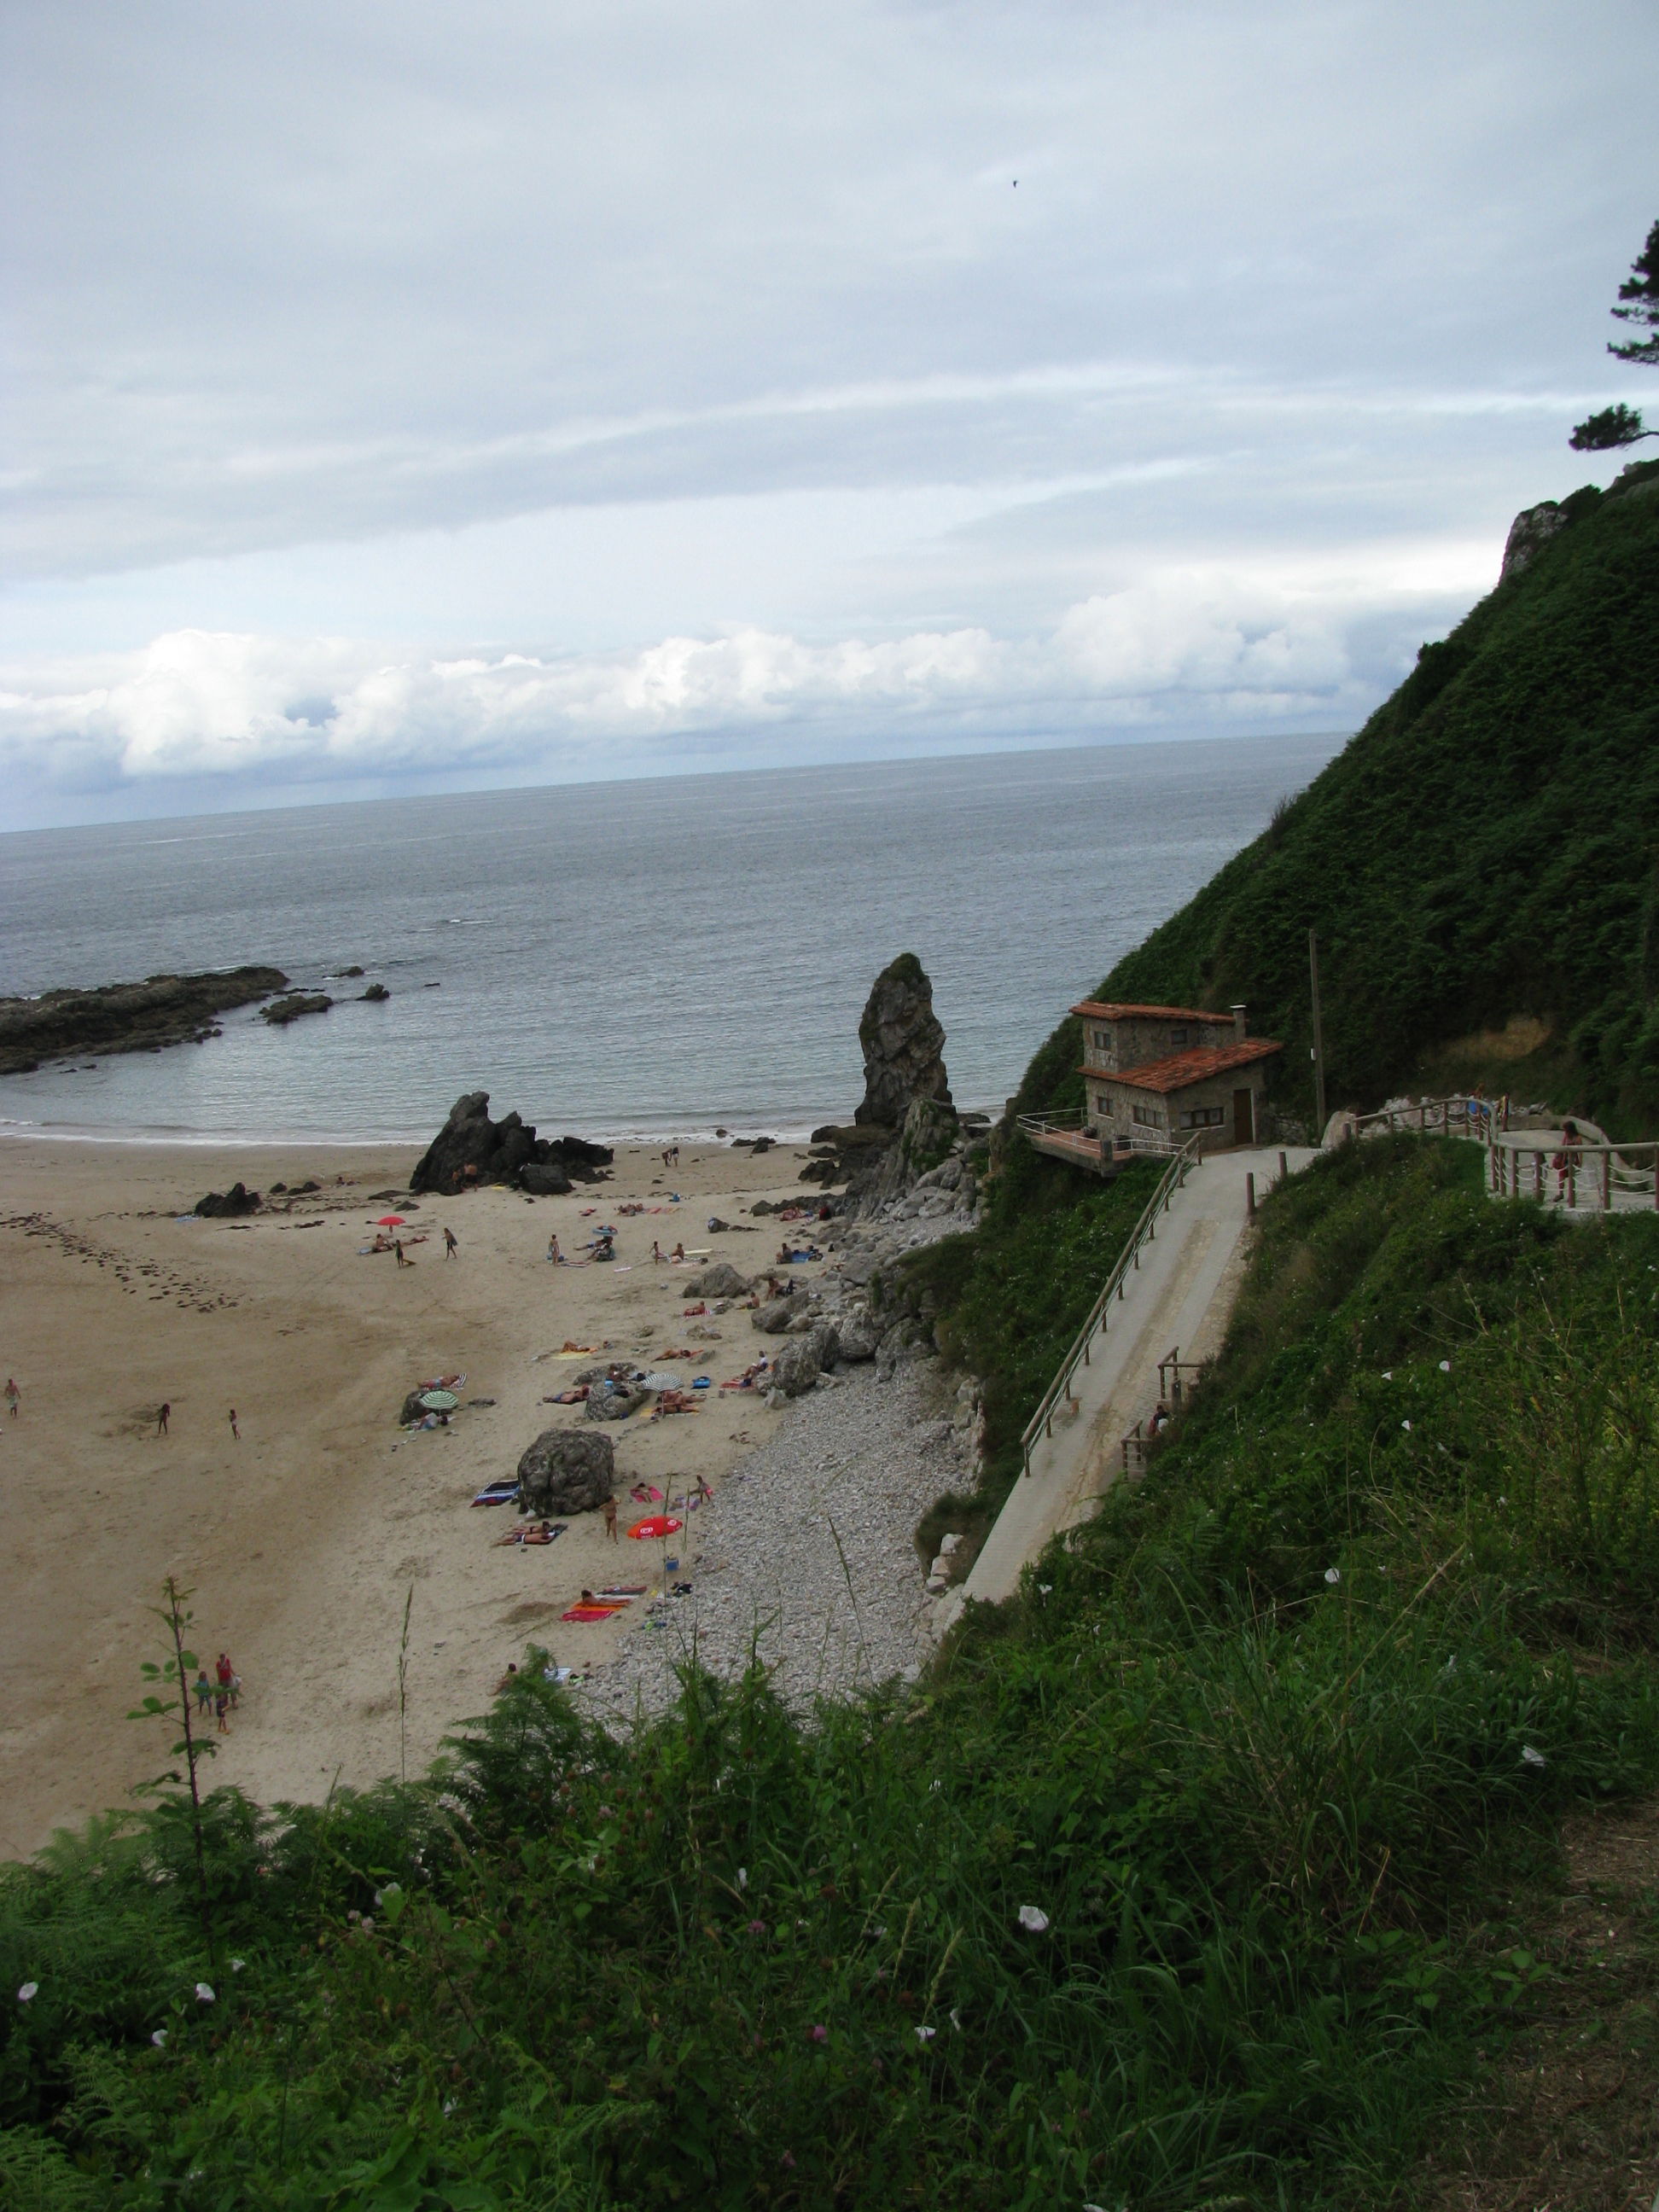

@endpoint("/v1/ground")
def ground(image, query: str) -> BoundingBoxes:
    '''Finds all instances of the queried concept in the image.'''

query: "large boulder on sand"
[585,1376,645,1421]
[681,1260,751,1298]
[410,1093,614,1194]
[768,1322,841,1397]
[752,1292,806,1334]
[516,1428,615,1516]
[854,953,952,1129]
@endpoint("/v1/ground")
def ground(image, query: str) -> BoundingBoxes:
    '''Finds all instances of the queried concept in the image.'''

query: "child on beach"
[193,1671,213,1714]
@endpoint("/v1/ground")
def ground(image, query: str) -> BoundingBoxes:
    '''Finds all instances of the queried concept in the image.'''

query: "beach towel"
[561,1604,624,1622]
[470,1481,519,1507]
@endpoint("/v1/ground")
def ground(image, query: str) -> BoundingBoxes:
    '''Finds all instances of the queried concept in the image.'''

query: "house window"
[1170,1027,1190,1048]
[1132,1103,1164,1129]
[1093,1027,1109,1054]
[1179,1105,1225,1128]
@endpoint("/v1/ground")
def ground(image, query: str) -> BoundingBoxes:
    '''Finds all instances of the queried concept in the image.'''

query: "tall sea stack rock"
[854,953,953,1129]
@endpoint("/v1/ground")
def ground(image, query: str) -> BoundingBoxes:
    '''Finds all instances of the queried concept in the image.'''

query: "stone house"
[1072,998,1283,1153]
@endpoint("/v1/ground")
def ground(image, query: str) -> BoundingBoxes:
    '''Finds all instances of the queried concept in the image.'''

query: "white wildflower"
[151,2029,167,2046]
[736,1868,748,1890]
[1521,1745,1547,1768]
[16,1982,37,2004]
[1401,1418,1412,1431]
[195,1982,215,2004]
[1324,1568,1341,1585]
[1038,1584,1052,1596]
[950,2008,962,2030]
[915,2024,936,2042]
[1016,1905,1050,1933]
[1382,1370,1392,1380]
[230,1958,245,1973]
[1439,1359,1452,1372]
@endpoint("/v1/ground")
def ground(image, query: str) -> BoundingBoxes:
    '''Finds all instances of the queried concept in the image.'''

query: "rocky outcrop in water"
[409,1092,614,1194]
[0,966,289,1075]
[260,992,333,1026]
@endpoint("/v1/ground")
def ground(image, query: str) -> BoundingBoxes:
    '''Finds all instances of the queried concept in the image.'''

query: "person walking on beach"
[156,1402,171,1437]
[3,1378,18,1419]
[228,1408,240,1442]
[394,1237,410,1267]
[602,1493,618,1541]
[443,1225,458,1259]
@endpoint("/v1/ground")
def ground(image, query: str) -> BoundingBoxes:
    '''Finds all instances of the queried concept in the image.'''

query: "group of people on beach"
[191,1651,242,1733]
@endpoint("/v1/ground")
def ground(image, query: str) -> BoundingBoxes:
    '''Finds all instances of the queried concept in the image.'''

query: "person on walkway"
[228,1407,240,1442]
[3,1378,18,1419]
[1554,1120,1582,1201]
[443,1225,459,1259]
[156,1402,171,1437]
[602,1494,619,1541]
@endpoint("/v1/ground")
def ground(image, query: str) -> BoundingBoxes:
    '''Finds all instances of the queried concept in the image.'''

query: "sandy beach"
[0,1133,852,1854]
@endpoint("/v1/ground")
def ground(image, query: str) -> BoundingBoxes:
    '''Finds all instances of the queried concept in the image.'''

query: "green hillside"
[1018,458,1659,1134]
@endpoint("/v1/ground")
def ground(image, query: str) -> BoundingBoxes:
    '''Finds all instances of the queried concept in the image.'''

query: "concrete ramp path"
[934,1146,1313,1632]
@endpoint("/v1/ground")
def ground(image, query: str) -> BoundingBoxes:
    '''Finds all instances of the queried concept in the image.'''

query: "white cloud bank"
[0,559,1470,806]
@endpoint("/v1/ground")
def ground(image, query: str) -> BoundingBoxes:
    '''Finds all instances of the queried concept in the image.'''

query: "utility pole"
[1308,928,1328,1135]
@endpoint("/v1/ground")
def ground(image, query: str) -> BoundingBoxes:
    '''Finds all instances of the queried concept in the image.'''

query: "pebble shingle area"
[576,1364,971,1724]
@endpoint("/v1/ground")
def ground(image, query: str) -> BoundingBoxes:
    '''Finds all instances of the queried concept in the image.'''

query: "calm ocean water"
[0,736,1340,1145]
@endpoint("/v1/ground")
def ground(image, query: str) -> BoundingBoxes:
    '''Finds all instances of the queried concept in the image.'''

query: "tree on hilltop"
[1570,217,1658,451]
[1609,217,1659,366]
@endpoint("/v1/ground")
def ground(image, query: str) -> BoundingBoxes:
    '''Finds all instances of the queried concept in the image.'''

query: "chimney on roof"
[1231,1004,1248,1040]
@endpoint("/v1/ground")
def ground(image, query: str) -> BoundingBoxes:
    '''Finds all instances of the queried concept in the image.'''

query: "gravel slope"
[575,1362,970,1724]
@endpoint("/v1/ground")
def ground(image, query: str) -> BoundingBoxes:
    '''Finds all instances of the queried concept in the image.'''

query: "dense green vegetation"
[1015,458,1659,1132]
[8,1137,1659,2208]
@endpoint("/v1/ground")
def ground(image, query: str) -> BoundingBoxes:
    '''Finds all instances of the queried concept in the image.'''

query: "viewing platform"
[1016,1110,1179,1176]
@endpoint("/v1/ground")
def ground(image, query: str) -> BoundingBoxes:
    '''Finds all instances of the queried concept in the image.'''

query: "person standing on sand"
[444,1225,458,1259]
[215,1688,230,1733]
[193,1670,212,1714]
[228,1408,240,1442]
[156,1402,170,1436]
[3,1378,18,1419]
[394,1238,410,1267]
[546,1232,562,1265]
[602,1494,618,1541]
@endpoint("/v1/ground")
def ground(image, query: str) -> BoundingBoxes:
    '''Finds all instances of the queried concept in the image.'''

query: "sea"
[0,734,1342,1147]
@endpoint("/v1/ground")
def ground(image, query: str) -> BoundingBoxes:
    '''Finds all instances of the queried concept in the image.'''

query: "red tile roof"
[1081,1039,1282,1094]
[1072,998,1227,1026]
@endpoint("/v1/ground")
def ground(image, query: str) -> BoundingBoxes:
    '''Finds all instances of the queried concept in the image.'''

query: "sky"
[1,0,1654,828]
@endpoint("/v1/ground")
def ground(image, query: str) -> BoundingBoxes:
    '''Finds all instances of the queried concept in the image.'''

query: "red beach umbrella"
[627,1515,683,1540]
[375,1214,407,1228]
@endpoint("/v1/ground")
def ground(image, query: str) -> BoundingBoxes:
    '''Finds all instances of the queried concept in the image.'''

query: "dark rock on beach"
[360,982,389,1002]
[516,1428,615,1516]
[260,992,333,1026]
[409,1091,614,1195]
[520,1161,574,1196]
[195,1182,261,1218]
[0,965,289,1076]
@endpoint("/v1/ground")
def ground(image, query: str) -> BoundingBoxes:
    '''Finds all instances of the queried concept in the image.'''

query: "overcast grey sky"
[1,0,1653,824]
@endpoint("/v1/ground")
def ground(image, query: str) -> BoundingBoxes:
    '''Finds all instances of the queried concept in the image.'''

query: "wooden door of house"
[1232,1088,1253,1147]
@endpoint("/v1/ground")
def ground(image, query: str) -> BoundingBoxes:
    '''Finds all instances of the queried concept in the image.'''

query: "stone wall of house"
[1088,1064,1271,1152]
[1080,1013,1235,1075]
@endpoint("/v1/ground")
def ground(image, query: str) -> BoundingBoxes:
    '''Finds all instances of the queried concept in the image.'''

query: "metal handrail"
[1019,1135,1202,1476]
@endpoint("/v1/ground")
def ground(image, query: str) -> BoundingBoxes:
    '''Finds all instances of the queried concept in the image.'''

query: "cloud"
[0,558,1453,804]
